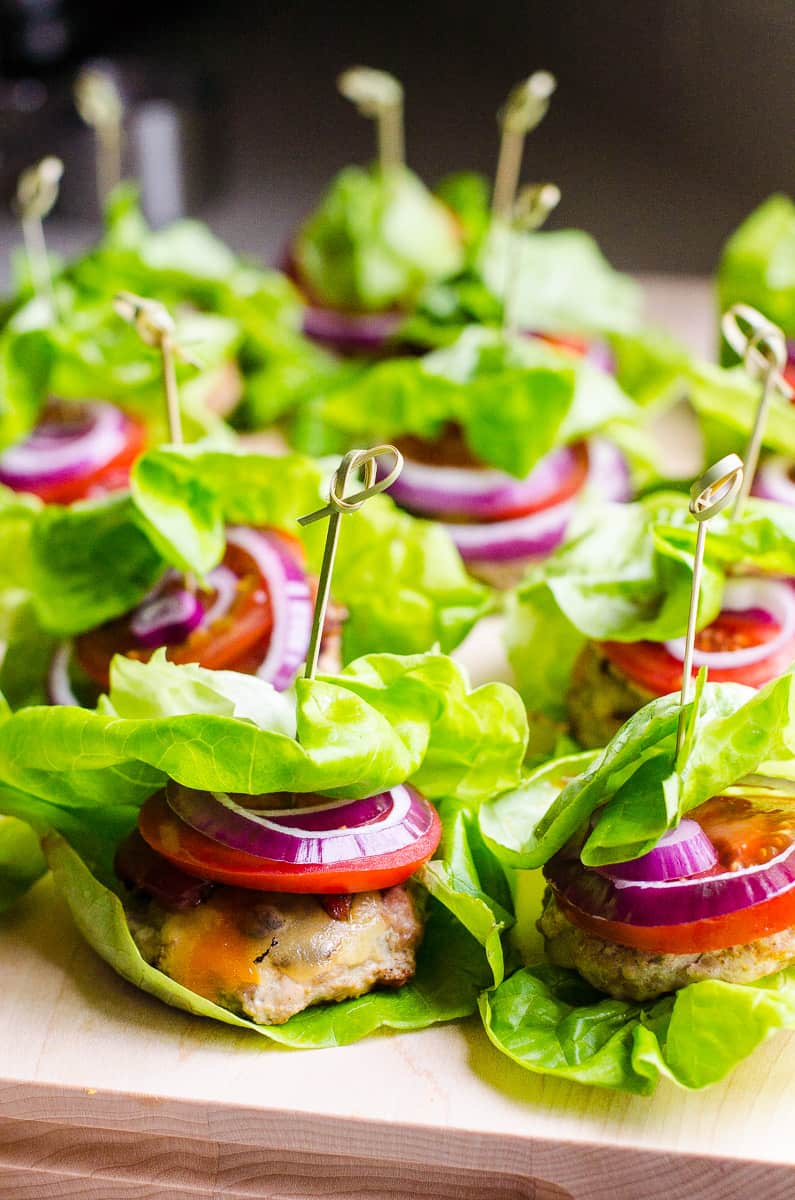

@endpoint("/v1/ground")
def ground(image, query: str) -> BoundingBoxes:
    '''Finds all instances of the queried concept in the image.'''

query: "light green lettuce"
[292,325,650,480]
[507,491,795,714]
[401,174,642,350]
[2,185,332,443]
[479,960,795,1093]
[294,165,465,312]
[0,815,46,913]
[13,446,490,668]
[717,194,795,350]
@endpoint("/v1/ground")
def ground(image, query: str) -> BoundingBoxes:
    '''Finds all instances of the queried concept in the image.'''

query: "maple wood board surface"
[5,276,790,1200]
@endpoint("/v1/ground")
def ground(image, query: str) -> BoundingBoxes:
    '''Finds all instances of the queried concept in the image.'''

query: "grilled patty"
[538,890,795,1002]
[128,884,424,1024]
[566,642,654,749]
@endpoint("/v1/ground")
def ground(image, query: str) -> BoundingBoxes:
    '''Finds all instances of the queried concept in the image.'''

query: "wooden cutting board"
[6,276,789,1200]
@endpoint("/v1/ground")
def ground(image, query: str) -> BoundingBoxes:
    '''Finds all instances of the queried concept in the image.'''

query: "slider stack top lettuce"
[291,324,651,477]
[292,164,466,316]
[402,172,643,351]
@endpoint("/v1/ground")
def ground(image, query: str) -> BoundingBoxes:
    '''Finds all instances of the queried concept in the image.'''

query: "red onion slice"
[599,819,717,882]
[547,822,795,928]
[753,456,795,507]
[46,641,82,707]
[386,444,583,520]
[0,402,130,491]
[664,578,795,671]
[584,340,615,375]
[586,437,631,503]
[443,439,629,564]
[444,499,577,563]
[166,781,433,866]
[225,527,313,691]
[199,564,239,628]
[302,305,404,353]
[130,588,205,649]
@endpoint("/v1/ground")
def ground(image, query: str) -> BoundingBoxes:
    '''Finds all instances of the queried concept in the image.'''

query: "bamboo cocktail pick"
[15,156,64,317]
[721,304,793,518]
[338,67,405,172]
[74,66,124,208]
[676,454,744,755]
[299,445,403,679]
[504,181,561,337]
[492,71,556,221]
[113,292,201,447]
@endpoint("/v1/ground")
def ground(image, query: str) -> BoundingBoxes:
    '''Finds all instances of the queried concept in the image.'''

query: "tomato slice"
[550,791,795,954]
[75,537,277,688]
[536,332,590,359]
[28,414,147,505]
[600,607,795,696]
[137,790,441,894]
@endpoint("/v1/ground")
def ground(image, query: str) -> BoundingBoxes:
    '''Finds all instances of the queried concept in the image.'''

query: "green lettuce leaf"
[478,225,642,336]
[292,325,647,480]
[15,447,490,667]
[294,165,464,312]
[689,360,795,459]
[402,219,642,350]
[480,676,793,872]
[0,815,46,912]
[717,194,795,348]
[0,652,527,845]
[506,491,795,713]
[479,960,795,1093]
[1,184,326,442]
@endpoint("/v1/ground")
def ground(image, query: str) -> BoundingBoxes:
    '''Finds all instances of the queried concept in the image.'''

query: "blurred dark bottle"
[0,1,217,224]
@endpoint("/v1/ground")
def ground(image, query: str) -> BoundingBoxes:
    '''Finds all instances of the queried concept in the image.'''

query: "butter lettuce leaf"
[0,815,46,912]
[717,194,795,349]
[479,960,795,1093]
[506,491,795,713]
[14,447,490,667]
[292,325,647,480]
[294,165,464,312]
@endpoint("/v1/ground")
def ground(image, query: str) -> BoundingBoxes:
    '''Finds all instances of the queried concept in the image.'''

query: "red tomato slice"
[553,886,795,955]
[536,332,590,359]
[552,792,795,955]
[784,360,795,395]
[600,608,795,696]
[75,536,279,688]
[29,415,148,505]
[137,791,441,894]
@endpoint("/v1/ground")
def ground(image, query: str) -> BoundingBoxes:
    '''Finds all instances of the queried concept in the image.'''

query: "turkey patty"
[538,889,795,1002]
[128,884,423,1024]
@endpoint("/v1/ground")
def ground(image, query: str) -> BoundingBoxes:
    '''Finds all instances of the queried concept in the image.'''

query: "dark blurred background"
[1,0,794,273]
